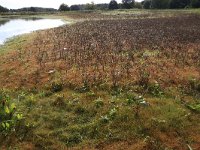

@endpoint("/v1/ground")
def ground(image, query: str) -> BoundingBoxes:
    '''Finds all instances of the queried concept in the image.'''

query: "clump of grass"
[94,97,104,108]
[148,81,163,97]
[52,94,66,108]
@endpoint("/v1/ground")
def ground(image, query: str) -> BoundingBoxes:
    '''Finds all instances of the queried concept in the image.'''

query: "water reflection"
[0,18,65,44]
[0,20,10,27]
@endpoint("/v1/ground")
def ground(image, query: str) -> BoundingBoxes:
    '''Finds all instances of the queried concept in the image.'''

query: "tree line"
[0,5,56,13]
[59,1,138,11]
[1,0,200,13]
[59,0,200,11]
[142,0,200,9]
[0,5,9,12]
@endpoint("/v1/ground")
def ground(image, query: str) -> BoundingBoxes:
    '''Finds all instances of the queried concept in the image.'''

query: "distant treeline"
[10,7,57,12]
[1,0,200,13]
[141,0,200,9]
[0,6,56,13]
[59,0,200,11]
[0,5,9,12]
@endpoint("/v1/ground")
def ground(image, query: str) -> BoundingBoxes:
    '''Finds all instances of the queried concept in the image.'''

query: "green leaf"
[10,103,16,111]
[16,114,23,120]
[4,106,10,114]
[2,123,6,128]
[5,122,10,129]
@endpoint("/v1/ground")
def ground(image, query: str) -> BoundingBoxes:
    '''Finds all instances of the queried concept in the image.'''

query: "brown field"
[1,14,200,89]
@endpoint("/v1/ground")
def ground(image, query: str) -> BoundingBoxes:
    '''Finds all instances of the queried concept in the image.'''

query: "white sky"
[0,0,142,9]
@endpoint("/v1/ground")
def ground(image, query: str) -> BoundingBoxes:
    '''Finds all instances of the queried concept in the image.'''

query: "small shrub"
[0,92,24,135]
[100,115,110,124]
[138,71,150,89]
[148,81,163,97]
[108,108,117,120]
[74,106,86,115]
[126,94,137,105]
[189,78,200,93]
[25,94,36,108]
[51,81,63,93]
[52,94,66,107]
[94,97,104,108]
[76,81,90,93]
[111,86,123,96]
[187,104,200,113]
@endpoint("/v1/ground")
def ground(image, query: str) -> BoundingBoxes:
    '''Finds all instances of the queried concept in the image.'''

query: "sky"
[0,0,142,9]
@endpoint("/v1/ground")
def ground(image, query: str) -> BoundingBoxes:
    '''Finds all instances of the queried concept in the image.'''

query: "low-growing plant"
[100,115,110,124]
[52,94,66,108]
[148,81,163,97]
[25,94,37,108]
[50,72,64,93]
[51,81,63,93]
[138,71,150,89]
[0,91,24,135]
[108,108,117,120]
[188,78,200,93]
[94,97,104,108]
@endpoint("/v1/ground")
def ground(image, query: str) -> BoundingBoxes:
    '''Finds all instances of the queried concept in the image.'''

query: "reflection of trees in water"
[23,17,42,21]
[0,18,42,27]
[0,19,10,27]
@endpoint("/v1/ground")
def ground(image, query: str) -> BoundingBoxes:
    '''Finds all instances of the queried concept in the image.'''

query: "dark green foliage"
[122,0,135,9]
[95,4,109,10]
[85,2,96,10]
[141,0,196,9]
[169,0,191,8]
[191,0,200,8]
[11,7,56,12]
[0,5,9,12]
[142,0,151,9]
[94,98,104,108]
[109,0,119,10]
[70,5,80,11]
[148,82,163,97]
[151,0,170,9]
[59,3,70,11]
[135,2,143,8]
[51,82,63,93]
[0,91,23,134]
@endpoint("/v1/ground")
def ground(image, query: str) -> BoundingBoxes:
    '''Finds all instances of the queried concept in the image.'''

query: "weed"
[148,81,163,97]
[94,97,104,108]
[0,91,24,135]
[52,94,66,108]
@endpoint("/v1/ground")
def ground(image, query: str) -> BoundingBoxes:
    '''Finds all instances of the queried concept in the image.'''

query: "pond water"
[0,18,65,44]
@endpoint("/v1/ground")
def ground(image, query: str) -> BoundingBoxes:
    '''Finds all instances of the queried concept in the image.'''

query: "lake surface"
[0,18,65,44]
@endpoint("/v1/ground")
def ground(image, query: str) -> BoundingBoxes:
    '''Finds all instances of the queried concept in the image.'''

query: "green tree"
[59,3,70,11]
[109,0,119,9]
[70,5,80,11]
[122,0,135,9]
[0,5,9,12]
[135,2,142,9]
[142,0,151,9]
[151,0,169,9]
[85,2,96,10]
[169,0,191,8]
[191,0,200,8]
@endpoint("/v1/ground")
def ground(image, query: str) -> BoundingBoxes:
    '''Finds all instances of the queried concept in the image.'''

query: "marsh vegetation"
[0,10,200,149]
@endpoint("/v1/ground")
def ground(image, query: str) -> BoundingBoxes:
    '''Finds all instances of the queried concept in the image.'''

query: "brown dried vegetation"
[5,14,200,90]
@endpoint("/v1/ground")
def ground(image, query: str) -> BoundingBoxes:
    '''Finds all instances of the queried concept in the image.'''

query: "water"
[0,18,65,44]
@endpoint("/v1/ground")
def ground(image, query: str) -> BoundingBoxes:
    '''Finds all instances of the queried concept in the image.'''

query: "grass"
[1,86,199,149]
[0,33,36,54]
